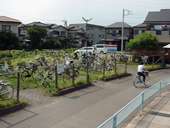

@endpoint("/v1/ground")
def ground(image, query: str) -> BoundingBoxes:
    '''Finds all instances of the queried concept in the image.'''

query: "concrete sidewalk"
[125,90,170,128]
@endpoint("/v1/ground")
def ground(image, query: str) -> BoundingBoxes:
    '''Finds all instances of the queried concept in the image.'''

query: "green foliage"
[0,30,19,50]
[42,39,62,49]
[127,32,158,50]
[58,36,74,49]
[0,50,13,60]
[27,26,47,49]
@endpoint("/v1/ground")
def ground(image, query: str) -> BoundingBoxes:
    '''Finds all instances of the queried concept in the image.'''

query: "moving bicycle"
[133,62,149,88]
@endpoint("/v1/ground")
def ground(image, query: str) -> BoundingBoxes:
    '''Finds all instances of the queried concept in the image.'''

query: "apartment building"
[69,23,105,45]
[144,9,170,50]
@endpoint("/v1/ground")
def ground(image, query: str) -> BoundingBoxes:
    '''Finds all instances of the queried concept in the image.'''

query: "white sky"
[0,0,170,27]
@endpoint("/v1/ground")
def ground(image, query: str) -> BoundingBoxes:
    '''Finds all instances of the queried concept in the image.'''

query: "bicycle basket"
[144,72,148,76]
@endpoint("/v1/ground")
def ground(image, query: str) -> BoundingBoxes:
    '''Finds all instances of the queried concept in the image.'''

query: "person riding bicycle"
[137,61,148,84]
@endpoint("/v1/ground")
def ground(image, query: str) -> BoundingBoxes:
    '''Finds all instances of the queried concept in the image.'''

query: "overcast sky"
[0,0,170,27]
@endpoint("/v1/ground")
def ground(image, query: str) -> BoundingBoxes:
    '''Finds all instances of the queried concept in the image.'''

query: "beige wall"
[0,22,19,34]
[146,31,170,43]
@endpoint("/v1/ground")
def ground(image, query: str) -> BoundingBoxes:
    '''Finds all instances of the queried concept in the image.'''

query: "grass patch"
[0,98,28,110]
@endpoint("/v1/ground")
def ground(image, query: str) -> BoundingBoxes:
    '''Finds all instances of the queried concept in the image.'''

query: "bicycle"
[90,56,102,73]
[133,71,150,88]
[105,55,115,72]
[0,64,14,77]
[21,62,39,81]
[64,59,79,83]
[0,80,14,100]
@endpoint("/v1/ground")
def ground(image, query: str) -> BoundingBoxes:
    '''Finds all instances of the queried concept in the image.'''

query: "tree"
[42,39,61,49]
[27,26,47,49]
[126,32,158,50]
[58,36,74,49]
[0,30,18,50]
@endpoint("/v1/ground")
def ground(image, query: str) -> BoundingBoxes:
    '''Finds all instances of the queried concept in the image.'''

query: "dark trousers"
[137,72,145,82]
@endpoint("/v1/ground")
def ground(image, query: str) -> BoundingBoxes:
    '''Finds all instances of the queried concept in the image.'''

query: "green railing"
[98,76,170,128]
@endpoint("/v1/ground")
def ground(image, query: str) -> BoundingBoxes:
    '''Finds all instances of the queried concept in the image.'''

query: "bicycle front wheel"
[44,75,54,87]
[35,73,44,86]
[144,76,150,86]
[0,84,14,100]
[6,68,14,77]
[133,76,142,88]
[63,73,71,83]
[21,70,30,81]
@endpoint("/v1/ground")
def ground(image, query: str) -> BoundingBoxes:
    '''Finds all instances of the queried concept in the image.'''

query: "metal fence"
[98,76,170,128]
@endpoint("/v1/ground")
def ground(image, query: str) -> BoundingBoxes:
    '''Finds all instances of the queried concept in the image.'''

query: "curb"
[104,73,132,82]
[56,83,93,96]
[0,103,27,116]
[148,67,165,71]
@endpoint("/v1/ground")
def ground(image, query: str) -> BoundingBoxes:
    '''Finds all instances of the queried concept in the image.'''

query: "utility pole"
[82,17,93,47]
[121,9,132,54]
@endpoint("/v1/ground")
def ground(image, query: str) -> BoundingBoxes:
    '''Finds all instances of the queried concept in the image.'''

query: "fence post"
[72,64,74,84]
[103,60,105,78]
[17,72,20,103]
[152,55,154,68]
[86,61,89,83]
[55,65,58,89]
[141,92,144,111]
[115,59,117,75]
[159,81,162,96]
[125,59,127,73]
[113,115,117,128]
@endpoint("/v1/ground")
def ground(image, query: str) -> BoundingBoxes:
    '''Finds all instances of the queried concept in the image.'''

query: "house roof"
[133,23,147,28]
[105,22,132,28]
[23,22,50,27]
[69,27,84,31]
[64,26,75,30]
[0,16,21,23]
[144,9,170,23]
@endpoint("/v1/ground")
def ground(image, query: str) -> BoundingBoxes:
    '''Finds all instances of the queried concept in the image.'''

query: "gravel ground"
[14,88,57,107]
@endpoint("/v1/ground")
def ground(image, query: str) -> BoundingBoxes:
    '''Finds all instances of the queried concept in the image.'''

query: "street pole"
[121,9,132,55]
[82,17,93,47]
[121,9,124,55]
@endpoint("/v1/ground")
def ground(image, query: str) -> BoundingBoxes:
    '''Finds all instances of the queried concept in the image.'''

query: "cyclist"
[137,61,148,84]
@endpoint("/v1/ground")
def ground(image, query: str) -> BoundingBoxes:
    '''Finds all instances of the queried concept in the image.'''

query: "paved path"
[0,67,170,128]
[125,88,170,128]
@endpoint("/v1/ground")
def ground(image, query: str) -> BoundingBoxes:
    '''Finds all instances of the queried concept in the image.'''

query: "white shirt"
[138,65,145,72]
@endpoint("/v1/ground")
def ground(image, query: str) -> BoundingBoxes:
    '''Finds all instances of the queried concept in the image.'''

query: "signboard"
[104,45,117,52]
[57,64,64,73]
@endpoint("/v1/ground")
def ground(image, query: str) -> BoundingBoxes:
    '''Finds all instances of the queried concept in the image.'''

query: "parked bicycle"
[0,80,14,100]
[105,55,114,72]
[21,62,39,81]
[0,64,14,77]
[133,71,150,88]
[35,69,55,87]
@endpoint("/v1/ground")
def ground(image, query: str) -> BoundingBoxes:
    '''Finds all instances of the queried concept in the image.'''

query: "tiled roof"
[0,16,21,23]
[105,22,132,28]
[24,22,50,27]
[144,9,170,23]
[133,23,147,28]
[69,27,84,31]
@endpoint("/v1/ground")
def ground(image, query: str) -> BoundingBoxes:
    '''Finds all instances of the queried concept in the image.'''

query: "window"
[135,30,138,35]
[156,30,162,35]
[2,25,11,31]
[96,45,104,48]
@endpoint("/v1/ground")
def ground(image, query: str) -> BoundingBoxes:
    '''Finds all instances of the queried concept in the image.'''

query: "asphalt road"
[1,67,170,128]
